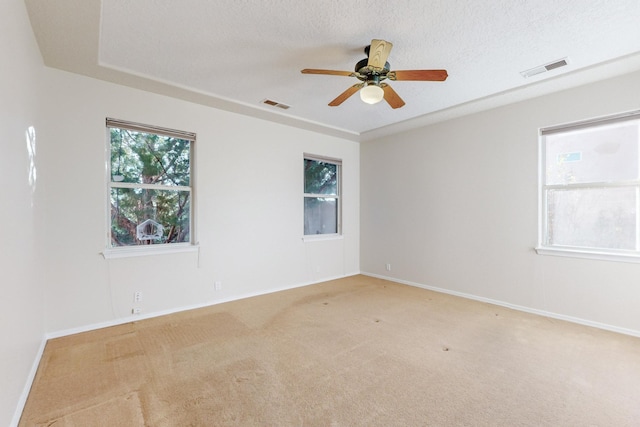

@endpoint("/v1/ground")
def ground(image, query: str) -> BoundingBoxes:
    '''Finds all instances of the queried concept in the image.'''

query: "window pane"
[304,197,337,235]
[546,187,637,250]
[110,127,190,186]
[545,121,639,185]
[304,159,337,195]
[111,188,190,246]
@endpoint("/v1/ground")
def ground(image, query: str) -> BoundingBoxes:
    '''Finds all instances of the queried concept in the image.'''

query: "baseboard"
[10,336,47,427]
[47,272,360,340]
[362,272,640,338]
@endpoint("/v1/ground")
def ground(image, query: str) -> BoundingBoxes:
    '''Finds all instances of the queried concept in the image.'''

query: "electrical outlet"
[385,263,391,271]
[132,308,142,315]
[214,281,222,291]
[134,291,142,302]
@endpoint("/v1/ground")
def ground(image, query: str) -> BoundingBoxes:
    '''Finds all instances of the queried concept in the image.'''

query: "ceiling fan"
[301,39,448,109]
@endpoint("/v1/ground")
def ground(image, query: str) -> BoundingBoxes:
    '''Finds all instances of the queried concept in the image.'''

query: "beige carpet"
[19,275,640,426]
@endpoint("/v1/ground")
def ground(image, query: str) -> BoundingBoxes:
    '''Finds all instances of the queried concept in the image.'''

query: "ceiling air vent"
[262,99,291,110]
[520,58,568,78]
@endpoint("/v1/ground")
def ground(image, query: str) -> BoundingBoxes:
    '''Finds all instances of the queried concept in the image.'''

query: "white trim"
[544,180,640,190]
[101,244,199,259]
[46,273,359,339]
[10,337,47,427]
[538,131,546,248]
[302,234,343,242]
[110,182,192,191]
[361,272,640,338]
[534,246,640,263]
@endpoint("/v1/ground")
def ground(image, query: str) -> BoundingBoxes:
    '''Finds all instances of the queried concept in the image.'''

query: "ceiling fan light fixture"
[360,83,384,104]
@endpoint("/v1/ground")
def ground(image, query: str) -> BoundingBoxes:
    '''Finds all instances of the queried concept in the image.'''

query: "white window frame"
[536,109,640,263]
[102,118,198,259]
[303,154,342,241]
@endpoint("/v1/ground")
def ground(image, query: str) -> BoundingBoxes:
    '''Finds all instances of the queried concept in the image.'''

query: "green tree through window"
[107,119,194,248]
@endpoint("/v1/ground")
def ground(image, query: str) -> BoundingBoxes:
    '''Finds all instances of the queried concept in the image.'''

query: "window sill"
[535,246,640,263]
[303,234,343,243]
[102,244,199,259]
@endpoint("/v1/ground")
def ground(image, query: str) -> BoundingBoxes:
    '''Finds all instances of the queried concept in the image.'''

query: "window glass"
[110,188,191,246]
[545,122,639,185]
[304,198,338,235]
[304,156,341,236]
[539,112,640,259]
[304,159,338,195]
[546,187,636,250]
[107,119,194,248]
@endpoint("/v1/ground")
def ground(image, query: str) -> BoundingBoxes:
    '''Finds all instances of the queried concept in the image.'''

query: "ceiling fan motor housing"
[354,57,390,83]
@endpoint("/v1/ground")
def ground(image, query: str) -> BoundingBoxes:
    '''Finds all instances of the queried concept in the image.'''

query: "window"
[105,118,195,256]
[303,154,341,237]
[537,110,640,261]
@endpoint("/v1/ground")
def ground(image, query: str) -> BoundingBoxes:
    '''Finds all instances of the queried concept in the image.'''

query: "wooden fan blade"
[301,69,355,77]
[367,39,393,70]
[381,83,405,109]
[388,69,448,81]
[329,84,364,106]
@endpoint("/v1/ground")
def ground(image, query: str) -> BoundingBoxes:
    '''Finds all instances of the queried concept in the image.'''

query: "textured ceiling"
[25,0,640,141]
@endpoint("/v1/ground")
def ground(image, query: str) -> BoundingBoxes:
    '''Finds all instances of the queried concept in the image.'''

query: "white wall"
[361,70,640,334]
[0,1,46,425]
[38,67,360,333]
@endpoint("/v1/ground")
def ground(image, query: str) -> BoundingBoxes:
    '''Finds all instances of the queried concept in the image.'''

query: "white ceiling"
[25,0,640,142]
